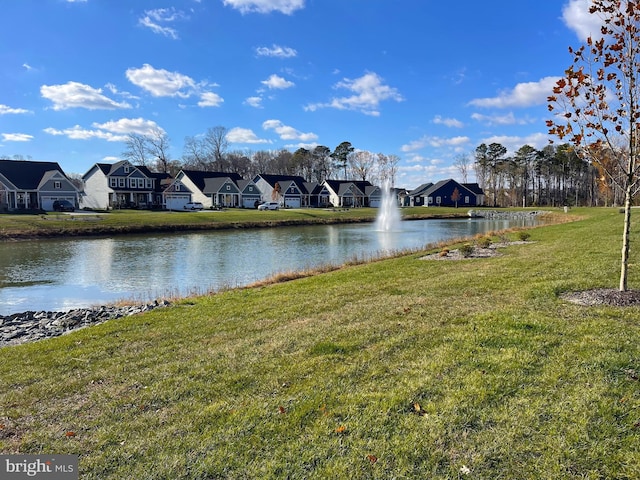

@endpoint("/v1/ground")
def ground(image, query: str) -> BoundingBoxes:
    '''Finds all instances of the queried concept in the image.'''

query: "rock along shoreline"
[0,301,170,348]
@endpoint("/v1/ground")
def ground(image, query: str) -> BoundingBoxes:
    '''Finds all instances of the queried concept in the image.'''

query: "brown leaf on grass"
[335,425,346,434]
[413,403,421,412]
[367,454,378,464]
[65,431,76,438]
[278,406,286,414]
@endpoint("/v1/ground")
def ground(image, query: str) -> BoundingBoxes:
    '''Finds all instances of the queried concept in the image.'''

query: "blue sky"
[0,0,601,188]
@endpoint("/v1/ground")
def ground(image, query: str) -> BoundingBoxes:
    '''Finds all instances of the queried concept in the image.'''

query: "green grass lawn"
[0,206,467,238]
[1,207,639,479]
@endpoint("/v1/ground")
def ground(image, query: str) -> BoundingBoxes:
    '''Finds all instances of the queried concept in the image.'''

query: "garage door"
[243,197,259,208]
[165,195,190,211]
[284,197,301,208]
[41,196,75,211]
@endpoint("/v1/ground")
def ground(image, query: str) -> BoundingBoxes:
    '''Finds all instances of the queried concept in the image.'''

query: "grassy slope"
[0,207,460,238]
[1,208,639,479]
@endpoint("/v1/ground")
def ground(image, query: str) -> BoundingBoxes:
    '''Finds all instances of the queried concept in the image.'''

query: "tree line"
[120,126,401,187]
[469,141,623,208]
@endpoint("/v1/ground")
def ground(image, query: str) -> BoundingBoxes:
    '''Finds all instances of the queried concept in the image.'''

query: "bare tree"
[547,0,640,291]
[147,129,172,173]
[203,126,229,170]
[348,150,375,182]
[122,133,151,166]
[453,153,472,183]
[182,135,208,170]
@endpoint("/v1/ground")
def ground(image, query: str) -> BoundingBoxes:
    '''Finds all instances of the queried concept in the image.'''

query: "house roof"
[324,180,370,197]
[203,177,239,194]
[254,173,308,192]
[181,169,242,192]
[408,182,434,196]
[0,160,69,190]
[462,182,484,195]
[422,179,479,197]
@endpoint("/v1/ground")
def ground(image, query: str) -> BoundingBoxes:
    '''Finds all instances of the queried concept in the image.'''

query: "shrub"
[517,231,531,241]
[459,243,475,257]
[476,236,492,249]
[439,249,449,257]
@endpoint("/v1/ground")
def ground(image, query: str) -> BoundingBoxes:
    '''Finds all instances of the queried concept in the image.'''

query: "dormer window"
[54,181,61,189]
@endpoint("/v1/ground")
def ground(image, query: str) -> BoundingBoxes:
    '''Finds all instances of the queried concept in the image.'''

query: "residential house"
[303,181,331,208]
[0,159,79,212]
[323,180,382,207]
[163,170,246,210]
[82,161,169,210]
[236,179,262,208]
[416,179,485,207]
[253,174,307,208]
[407,182,434,207]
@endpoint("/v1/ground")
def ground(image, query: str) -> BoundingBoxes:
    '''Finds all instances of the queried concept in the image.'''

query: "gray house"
[0,160,79,212]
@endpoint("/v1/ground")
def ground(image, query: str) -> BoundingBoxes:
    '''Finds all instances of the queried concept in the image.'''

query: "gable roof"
[408,182,434,196]
[180,170,242,192]
[0,160,69,190]
[254,173,308,191]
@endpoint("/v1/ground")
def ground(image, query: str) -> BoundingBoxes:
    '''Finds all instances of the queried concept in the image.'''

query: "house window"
[248,186,253,191]
[226,185,231,190]
[118,178,125,188]
[109,178,117,188]
[465,196,470,204]
[146,179,153,189]
[436,196,441,205]
[427,197,433,204]
[124,166,130,173]
[54,181,62,189]
[137,178,144,188]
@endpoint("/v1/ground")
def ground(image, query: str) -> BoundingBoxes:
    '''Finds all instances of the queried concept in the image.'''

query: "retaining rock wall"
[0,301,170,348]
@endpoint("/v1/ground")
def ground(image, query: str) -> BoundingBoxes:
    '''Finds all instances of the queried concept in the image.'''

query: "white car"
[184,202,204,211]
[258,201,280,210]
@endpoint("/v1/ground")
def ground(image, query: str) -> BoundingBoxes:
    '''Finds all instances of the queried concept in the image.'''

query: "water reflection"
[0,217,536,314]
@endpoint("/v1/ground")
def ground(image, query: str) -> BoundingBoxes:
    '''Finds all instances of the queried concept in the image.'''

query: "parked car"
[184,202,204,211]
[52,200,75,212]
[258,202,280,211]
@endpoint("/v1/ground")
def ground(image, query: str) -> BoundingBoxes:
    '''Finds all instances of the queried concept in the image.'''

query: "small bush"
[476,236,492,249]
[439,249,449,257]
[517,231,531,241]
[459,243,475,258]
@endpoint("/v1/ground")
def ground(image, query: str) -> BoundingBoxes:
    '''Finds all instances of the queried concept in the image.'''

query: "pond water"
[0,217,537,315]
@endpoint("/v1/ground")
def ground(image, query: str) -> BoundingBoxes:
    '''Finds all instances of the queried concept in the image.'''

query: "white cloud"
[305,72,403,116]
[126,64,197,98]
[44,117,163,142]
[471,112,533,126]
[22,63,34,71]
[262,119,317,142]
[401,135,470,152]
[227,127,270,144]
[223,0,304,15]
[261,74,295,89]
[0,104,31,115]
[1,133,33,142]
[40,81,132,110]
[138,8,186,39]
[244,96,263,108]
[562,0,604,41]
[92,118,164,136]
[102,156,120,162]
[433,115,463,128]
[44,126,127,142]
[198,92,224,107]
[256,44,297,58]
[468,76,561,109]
